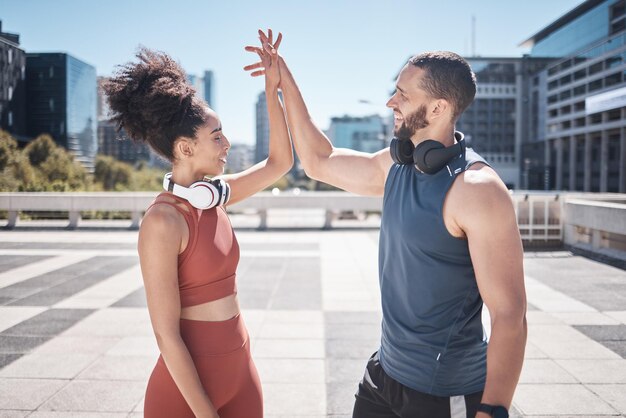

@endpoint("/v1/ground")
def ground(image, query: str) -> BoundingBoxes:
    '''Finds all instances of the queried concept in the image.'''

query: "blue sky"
[2,0,583,145]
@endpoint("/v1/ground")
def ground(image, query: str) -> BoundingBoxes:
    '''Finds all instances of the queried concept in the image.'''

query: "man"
[246,30,526,418]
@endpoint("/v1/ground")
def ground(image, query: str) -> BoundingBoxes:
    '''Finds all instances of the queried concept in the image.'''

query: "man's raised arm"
[246,30,392,197]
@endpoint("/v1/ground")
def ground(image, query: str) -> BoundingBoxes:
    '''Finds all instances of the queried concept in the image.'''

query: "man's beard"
[394,105,429,139]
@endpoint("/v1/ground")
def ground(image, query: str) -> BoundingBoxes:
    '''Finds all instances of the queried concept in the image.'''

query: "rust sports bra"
[146,192,240,307]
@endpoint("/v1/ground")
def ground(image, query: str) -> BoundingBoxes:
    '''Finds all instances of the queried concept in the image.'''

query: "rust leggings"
[144,313,263,418]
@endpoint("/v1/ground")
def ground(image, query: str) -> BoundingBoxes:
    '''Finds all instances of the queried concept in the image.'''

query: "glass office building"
[327,115,387,153]
[521,0,626,192]
[26,53,97,171]
[204,70,214,109]
[0,21,26,139]
[456,57,552,189]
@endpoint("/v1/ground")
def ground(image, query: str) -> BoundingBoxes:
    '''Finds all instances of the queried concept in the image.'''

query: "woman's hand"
[244,28,282,89]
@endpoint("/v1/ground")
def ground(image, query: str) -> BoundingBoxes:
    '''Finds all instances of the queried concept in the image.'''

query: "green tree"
[1,131,165,193]
[38,147,89,191]
[0,130,19,171]
[94,155,133,191]
[129,164,165,191]
[24,134,56,167]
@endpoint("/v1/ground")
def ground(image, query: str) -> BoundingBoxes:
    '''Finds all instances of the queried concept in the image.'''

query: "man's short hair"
[409,51,476,121]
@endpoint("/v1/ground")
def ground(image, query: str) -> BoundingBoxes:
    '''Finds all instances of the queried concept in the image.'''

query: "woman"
[103,31,288,418]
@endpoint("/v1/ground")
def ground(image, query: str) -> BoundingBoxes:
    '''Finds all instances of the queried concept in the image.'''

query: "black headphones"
[162,172,230,209]
[390,131,466,174]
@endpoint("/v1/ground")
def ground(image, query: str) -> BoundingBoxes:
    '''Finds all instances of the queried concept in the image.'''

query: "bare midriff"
[179,293,240,321]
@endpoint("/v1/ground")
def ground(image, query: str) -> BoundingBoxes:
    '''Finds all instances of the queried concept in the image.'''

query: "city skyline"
[2,0,582,145]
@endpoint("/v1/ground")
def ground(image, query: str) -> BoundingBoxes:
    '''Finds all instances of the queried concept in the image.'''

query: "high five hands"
[244,29,282,88]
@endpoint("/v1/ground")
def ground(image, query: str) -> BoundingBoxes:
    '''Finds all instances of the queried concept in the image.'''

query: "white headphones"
[162,172,231,209]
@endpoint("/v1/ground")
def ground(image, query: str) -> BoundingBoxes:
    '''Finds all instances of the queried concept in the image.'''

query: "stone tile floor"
[0,223,625,417]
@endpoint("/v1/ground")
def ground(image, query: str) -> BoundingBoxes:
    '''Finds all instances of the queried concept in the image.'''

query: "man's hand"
[244,29,282,90]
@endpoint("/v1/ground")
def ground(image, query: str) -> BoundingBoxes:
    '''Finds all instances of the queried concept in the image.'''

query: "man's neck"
[411,126,456,147]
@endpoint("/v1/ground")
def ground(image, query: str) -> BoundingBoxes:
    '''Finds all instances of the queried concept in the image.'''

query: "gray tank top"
[378,145,489,396]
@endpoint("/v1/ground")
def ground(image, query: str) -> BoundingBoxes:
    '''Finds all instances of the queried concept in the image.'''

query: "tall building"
[204,70,214,109]
[0,21,26,139]
[96,76,151,164]
[187,70,215,108]
[97,76,111,121]
[254,90,301,177]
[521,0,626,192]
[255,91,269,163]
[326,114,387,153]
[457,57,551,188]
[255,90,287,162]
[26,53,97,170]
[97,122,151,164]
[186,73,205,102]
[227,142,254,173]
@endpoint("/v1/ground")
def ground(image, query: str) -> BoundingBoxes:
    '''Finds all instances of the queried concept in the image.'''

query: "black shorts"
[352,351,483,418]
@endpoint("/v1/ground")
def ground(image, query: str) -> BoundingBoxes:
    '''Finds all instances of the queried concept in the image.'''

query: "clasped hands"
[244,29,283,89]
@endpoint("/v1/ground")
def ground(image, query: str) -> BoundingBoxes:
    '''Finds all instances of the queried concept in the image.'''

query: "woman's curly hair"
[103,47,208,162]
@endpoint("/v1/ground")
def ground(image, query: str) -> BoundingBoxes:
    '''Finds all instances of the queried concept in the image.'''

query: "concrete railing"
[563,198,626,259]
[1,192,625,253]
[0,191,383,230]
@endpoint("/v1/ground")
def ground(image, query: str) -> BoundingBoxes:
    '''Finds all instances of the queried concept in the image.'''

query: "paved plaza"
[0,219,625,417]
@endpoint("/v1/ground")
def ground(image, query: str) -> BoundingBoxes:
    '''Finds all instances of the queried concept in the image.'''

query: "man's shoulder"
[448,162,513,223]
[462,162,501,186]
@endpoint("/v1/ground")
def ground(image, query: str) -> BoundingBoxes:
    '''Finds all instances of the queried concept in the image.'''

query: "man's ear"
[431,99,451,120]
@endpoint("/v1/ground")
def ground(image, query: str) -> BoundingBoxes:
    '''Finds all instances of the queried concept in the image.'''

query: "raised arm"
[247,30,392,197]
[216,30,293,206]
[455,166,527,414]
[138,205,219,418]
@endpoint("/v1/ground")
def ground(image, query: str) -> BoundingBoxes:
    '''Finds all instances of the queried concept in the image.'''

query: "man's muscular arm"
[454,165,527,415]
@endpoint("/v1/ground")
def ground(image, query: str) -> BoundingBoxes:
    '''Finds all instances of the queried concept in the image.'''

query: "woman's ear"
[174,138,194,158]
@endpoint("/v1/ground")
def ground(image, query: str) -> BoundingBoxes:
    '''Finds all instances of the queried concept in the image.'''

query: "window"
[588,79,603,92]
[21,66,25,80]
[8,111,12,127]
[549,109,558,118]
[49,98,54,112]
[605,72,622,86]
[573,69,586,80]
[608,109,622,121]
[548,66,559,76]
[49,66,54,78]
[560,74,571,85]
[574,117,585,127]
[561,105,572,115]
[574,101,585,111]
[548,94,558,104]
[573,84,586,96]
[548,80,559,90]
[8,86,12,101]
[559,90,571,100]
[589,61,604,75]
[612,0,626,19]
[611,17,626,35]
[605,55,623,69]
[8,49,12,64]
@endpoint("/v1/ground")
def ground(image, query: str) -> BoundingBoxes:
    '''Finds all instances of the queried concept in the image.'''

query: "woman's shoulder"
[142,194,191,233]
